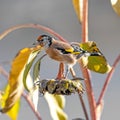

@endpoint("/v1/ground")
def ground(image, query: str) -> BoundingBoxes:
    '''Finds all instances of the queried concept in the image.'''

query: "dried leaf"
[111,0,120,16]
[45,93,67,120]
[79,41,111,73]
[1,85,20,120]
[72,0,83,22]
[0,46,41,113]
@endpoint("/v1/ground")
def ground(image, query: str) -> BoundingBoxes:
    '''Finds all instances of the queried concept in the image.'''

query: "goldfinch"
[34,35,86,78]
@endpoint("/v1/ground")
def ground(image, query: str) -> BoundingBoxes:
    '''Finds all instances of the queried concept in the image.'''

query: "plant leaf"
[22,47,43,111]
[0,46,41,113]
[111,0,120,16]
[31,86,39,111]
[45,93,67,120]
[72,0,83,22]
[80,41,111,73]
[33,54,46,82]
[23,49,40,91]
[1,85,20,120]
[25,74,39,111]
[33,58,41,81]
[53,95,65,109]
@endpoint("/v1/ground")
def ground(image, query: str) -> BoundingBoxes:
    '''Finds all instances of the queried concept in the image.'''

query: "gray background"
[0,0,120,120]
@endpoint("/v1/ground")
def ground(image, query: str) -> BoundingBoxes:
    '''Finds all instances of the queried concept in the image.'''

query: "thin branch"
[79,63,97,120]
[0,23,67,43]
[78,94,89,120]
[70,63,89,120]
[80,0,97,119]
[56,63,65,79]
[97,54,120,105]
[81,0,88,42]
[0,66,42,120]
[0,66,9,78]
[22,92,42,120]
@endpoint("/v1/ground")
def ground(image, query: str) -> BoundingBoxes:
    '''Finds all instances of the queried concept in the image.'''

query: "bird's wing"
[52,40,75,54]
[54,47,72,54]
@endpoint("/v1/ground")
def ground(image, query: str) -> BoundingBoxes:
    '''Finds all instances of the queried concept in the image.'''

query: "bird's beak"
[33,40,45,47]
[33,41,39,46]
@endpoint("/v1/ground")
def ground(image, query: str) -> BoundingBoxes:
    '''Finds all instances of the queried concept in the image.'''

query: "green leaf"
[33,54,46,81]
[33,59,41,81]
[80,41,111,73]
[87,56,111,73]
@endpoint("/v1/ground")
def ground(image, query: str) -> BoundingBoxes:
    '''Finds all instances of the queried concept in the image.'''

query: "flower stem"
[80,0,97,119]
[22,92,42,120]
[81,0,88,42]
[56,63,65,79]
[78,94,89,120]
[79,64,97,120]
[0,24,67,42]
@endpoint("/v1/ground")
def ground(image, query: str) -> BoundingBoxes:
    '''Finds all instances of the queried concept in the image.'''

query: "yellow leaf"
[79,41,112,73]
[1,85,20,120]
[72,0,83,22]
[111,0,120,16]
[0,91,4,101]
[53,95,65,109]
[0,46,41,113]
[45,93,67,120]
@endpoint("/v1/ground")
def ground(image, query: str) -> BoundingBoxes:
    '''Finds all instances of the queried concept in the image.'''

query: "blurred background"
[0,0,120,120]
